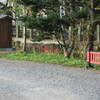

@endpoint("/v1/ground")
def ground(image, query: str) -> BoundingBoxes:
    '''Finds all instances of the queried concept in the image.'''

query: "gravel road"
[0,58,100,100]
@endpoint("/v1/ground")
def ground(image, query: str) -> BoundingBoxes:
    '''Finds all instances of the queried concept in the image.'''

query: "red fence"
[87,51,100,65]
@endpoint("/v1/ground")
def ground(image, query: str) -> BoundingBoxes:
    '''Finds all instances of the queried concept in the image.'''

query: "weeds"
[0,52,99,69]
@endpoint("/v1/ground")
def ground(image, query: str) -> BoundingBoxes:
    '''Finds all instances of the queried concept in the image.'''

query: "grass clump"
[0,52,99,69]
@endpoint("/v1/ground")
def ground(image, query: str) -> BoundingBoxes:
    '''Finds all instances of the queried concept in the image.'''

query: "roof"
[0,15,12,20]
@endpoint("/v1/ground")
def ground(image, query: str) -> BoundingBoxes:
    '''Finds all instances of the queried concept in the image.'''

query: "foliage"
[1,0,99,59]
[26,44,59,53]
[0,52,99,69]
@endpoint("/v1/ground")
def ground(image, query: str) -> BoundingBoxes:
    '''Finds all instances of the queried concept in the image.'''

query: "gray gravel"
[0,58,100,100]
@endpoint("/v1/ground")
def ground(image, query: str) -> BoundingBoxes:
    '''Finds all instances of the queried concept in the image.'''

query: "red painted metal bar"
[87,51,100,65]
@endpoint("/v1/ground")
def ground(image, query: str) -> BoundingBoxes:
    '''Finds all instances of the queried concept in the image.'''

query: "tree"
[16,0,73,56]
[16,0,100,58]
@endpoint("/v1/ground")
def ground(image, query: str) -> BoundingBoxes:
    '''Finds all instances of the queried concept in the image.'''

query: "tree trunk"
[86,0,95,68]
[66,40,74,58]
[88,0,95,51]
[65,1,75,58]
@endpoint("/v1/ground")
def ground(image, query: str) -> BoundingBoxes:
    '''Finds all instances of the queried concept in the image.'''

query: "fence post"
[68,26,72,40]
[78,26,81,41]
[16,25,19,38]
[29,29,33,40]
[23,26,27,51]
[86,49,94,68]
[97,25,100,41]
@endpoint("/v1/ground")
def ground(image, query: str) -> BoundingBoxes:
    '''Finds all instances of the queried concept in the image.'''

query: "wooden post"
[87,25,90,31]
[29,29,33,40]
[87,25,90,41]
[16,25,19,38]
[68,26,72,40]
[78,26,81,41]
[23,26,27,51]
[97,25,100,41]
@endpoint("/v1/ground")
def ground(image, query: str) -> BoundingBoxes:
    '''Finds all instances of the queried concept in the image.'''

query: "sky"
[0,0,7,3]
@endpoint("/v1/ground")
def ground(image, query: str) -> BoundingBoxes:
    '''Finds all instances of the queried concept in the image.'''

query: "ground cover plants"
[26,44,59,53]
[0,50,99,70]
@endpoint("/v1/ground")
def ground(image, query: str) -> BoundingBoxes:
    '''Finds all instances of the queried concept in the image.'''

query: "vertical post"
[69,26,72,40]
[29,29,33,40]
[23,26,27,51]
[16,25,19,38]
[97,25,100,41]
[88,50,92,67]
[87,25,90,31]
[78,26,81,41]
[86,49,93,68]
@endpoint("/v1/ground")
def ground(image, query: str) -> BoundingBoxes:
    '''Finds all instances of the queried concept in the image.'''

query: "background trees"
[15,0,100,58]
[1,0,99,58]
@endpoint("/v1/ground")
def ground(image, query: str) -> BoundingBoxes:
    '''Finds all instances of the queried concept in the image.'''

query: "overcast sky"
[0,0,7,3]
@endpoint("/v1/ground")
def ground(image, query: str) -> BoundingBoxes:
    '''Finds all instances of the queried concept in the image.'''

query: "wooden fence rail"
[13,21,100,41]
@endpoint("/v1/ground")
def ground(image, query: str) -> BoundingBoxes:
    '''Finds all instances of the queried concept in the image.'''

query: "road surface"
[0,58,100,100]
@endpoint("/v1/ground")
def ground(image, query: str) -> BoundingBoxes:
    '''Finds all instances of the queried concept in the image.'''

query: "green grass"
[0,52,99,69]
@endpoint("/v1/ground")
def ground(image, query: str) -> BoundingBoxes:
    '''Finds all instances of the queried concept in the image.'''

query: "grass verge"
[0,52,99,69]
